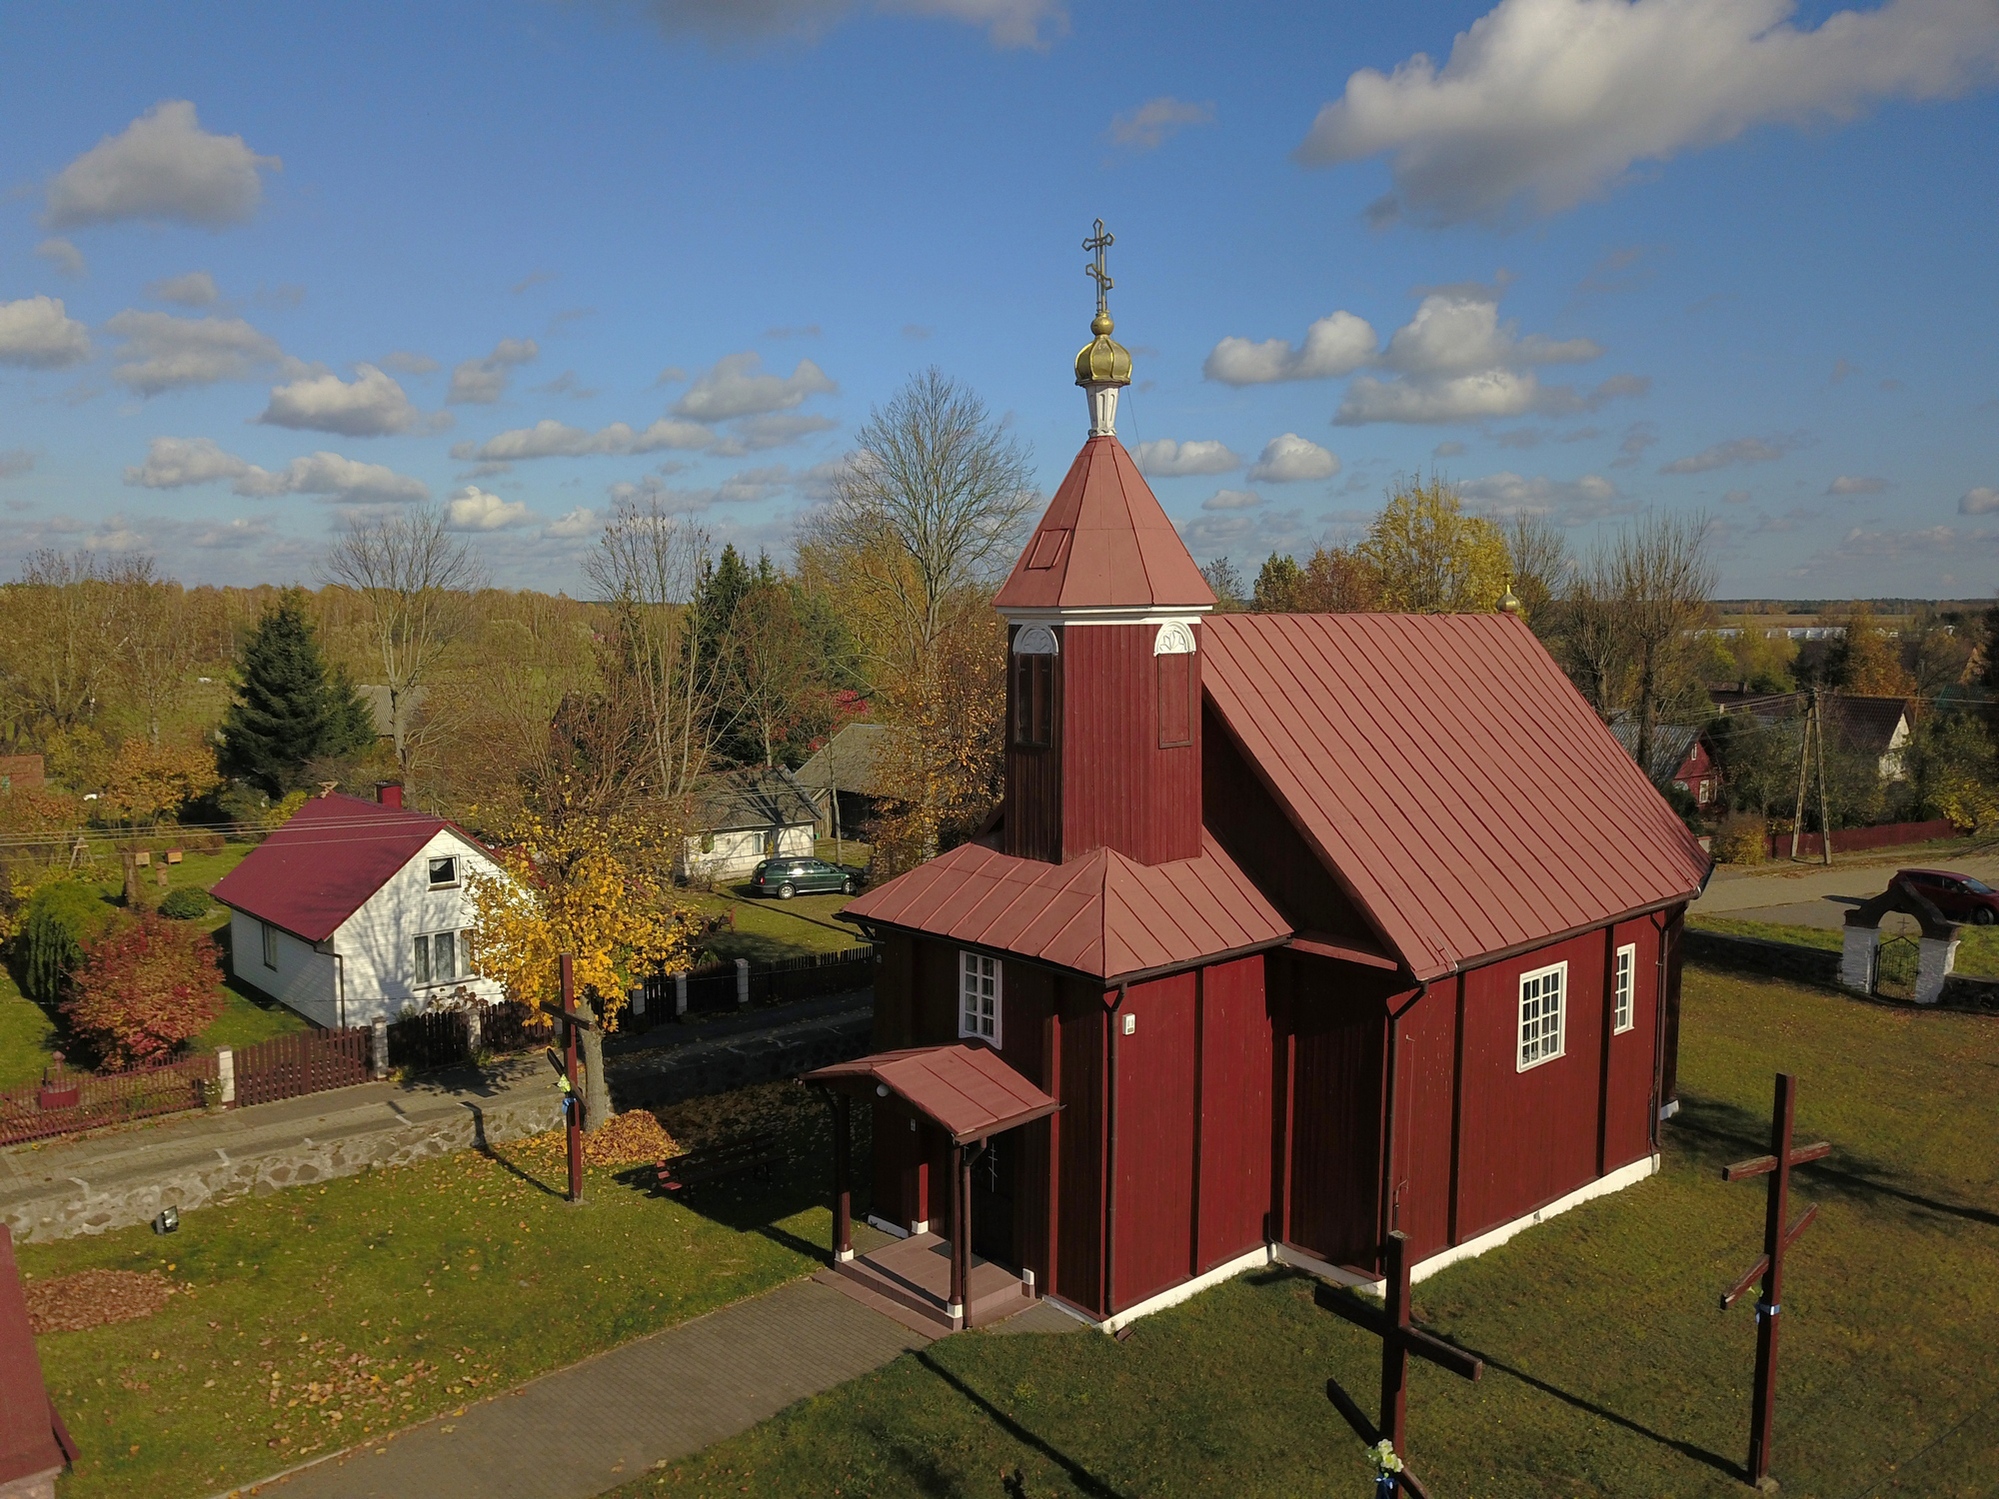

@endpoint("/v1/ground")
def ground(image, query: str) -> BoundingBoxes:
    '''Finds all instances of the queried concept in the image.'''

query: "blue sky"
[2,0,1996,597]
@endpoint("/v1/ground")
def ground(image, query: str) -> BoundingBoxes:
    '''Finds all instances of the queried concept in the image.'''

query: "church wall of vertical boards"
[836,225,1711,1330]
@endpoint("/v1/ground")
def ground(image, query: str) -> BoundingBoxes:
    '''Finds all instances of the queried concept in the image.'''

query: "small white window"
[959,951,1000,1046]
[261,921,279,970]
[1518,960,1567,1071]
[1613,943,1637,1034]
[428,855,459,888]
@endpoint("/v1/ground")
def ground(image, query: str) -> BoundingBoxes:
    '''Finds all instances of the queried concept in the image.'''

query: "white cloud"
[1961,486,1999,514]
[1132,439,1241,477]
[106,310,284,393]
[45,100,281,229]
[1202,488,1263,511]
[1337,369,1643,425]
[147,271,219,307]
[1204,311,1378,385]
[36,239,85,277]
[724,412,839,451]
[1248,433,1340,482]
[1296,0,1999,226]
[1459,469,1633,522]
[451,416,717,463]
[445,486,533,531]
[123,436,428,504]
[447,338,539,404]
[1610,420,1659,468]
[1381,291,1599,375]
[545,507,599,538]
[672,352,837,421]
[380,351,439,375]
[1106,96,1216,151]
[0,296,92,368]
[258,364,421,437]
[1659,433,1803,473]
[641,0,1068,49]
[1434,439,1468,457]
[1826,474,1890,494]
[0,450,34,480]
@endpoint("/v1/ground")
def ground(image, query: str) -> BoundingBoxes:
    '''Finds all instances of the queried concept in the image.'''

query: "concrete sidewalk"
[2,992,872,1244]
[251,1276,929,1499]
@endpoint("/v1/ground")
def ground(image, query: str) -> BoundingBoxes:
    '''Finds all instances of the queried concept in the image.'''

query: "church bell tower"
[990,221,1216,867]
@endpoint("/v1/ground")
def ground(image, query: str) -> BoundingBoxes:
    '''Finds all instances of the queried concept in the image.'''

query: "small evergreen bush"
[16,880,115,1004]
[157,887,211,920]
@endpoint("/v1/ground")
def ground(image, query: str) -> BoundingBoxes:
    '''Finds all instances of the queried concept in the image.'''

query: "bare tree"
[107,557,201,746]
[322,509,484,796]
[803,368,1037,680]
[1503,513,1570,630]
[583,498,720,801]
[0,550,123,736]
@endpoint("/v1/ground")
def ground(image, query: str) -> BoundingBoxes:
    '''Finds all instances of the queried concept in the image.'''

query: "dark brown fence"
[0,1052,219,1147]
[234,1028,369,1107]
[387,1001,537,1072]
[625,946,875,1030]
[1763,817,1956,860]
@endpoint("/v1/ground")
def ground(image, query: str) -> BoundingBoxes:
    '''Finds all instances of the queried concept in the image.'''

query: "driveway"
[1693,840,1999,929]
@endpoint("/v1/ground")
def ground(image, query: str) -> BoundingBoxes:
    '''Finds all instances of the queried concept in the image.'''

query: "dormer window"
[428,855,459,888]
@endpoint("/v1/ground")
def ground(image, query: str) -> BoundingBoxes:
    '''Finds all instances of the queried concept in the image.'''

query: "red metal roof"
[0,1226,66,1488]
[992,436,1216,612]
[805,1044,1060,1144]
[840,833,1289,983]
[1203,612,1710,981]
[210,793,471,943]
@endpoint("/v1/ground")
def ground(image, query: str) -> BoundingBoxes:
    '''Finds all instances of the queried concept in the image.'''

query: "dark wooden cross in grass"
[1320,1231,1483,1498]
[1720,1072,1831,1491]
[537,954,588,1203]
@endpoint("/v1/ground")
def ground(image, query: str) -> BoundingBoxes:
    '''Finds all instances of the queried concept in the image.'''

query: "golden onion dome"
[1074,310,1132,388]
[1498,581,1524,616]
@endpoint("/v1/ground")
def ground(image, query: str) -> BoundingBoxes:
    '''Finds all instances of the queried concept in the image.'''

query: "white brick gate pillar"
[1840,926,1879,993]
[1914,935,1960,1005]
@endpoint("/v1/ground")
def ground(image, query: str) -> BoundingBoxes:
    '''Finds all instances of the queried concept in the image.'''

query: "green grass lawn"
[613,963,1999,1499]
[1692,912,1999,983]
[0,970,59,1089]
[688,889,864,964]
[26,1087,846,1499]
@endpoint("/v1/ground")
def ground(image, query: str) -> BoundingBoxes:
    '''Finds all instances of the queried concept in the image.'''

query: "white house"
[677,767,821,884]
[211,786,509,1028]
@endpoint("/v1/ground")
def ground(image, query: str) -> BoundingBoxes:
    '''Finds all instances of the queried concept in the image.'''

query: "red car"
[1896,868,1999,925]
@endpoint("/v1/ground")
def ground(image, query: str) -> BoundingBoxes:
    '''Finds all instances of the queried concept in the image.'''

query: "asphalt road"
[1693,842,1999,929]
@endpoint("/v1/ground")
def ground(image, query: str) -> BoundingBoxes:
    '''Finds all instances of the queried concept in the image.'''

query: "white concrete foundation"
[1915,935,1959,1005]
[1841,926,1879,992]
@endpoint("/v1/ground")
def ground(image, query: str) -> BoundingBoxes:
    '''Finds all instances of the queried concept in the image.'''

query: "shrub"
[61,915,224,1070]
[1713,814,1769,865]
[157,887,211,920]
[15,879,115,1004]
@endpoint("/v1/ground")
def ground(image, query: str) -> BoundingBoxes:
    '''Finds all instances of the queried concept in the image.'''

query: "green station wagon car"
[748,856,861,898]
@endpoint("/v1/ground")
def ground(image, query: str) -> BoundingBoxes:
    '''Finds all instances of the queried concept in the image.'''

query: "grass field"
[25,1083,846,1499]
[1691,912,1999,982]
[685,844,871,964]
[609,963,1999,1499]
[0,841,305,1088]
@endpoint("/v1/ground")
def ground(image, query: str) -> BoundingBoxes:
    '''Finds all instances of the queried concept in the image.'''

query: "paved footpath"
[3,992,871,1244]
[250,1277,930,1499]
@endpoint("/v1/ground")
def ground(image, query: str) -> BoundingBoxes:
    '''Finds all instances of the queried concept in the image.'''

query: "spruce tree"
[221,590,375,795]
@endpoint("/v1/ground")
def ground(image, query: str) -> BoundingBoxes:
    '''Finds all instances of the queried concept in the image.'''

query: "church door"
[970,1133,1017,1268]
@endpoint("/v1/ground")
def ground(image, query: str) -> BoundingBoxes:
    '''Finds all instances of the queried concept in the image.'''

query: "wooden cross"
[1720,1072,1831,1490]
[560,953,583,1203]
[1320,1231,1483,1498]
[1083,218,1114,317]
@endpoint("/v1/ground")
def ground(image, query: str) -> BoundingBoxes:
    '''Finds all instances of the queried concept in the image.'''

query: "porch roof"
[805,1044,1059,1146]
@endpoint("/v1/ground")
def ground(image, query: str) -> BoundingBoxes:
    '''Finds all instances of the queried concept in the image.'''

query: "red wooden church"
[813,254,1710,1333]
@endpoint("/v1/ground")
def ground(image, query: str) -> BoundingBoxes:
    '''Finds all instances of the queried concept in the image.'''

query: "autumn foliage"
[62,914,224,1070]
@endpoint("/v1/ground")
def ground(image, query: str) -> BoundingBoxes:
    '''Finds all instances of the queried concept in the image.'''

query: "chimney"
[375,782,404,810]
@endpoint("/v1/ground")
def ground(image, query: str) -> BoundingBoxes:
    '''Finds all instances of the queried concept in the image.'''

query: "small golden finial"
[1498,578,1523,616]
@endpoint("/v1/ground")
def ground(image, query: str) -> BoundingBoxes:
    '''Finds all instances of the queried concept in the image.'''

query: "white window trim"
[1613,943,1637,1035]
[1153,621,1196,656]
[427,853,461,889]
[958,950,1001,1047]
[414,927,477,989]
[1013,624,1059,656]
[1517,959,1568,1072]
[261,920,278,971]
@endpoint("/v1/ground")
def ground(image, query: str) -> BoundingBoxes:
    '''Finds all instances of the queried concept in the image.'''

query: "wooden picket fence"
[624,946,876,1031]
[0,1052,219,1147]
[233,1028,370,1107]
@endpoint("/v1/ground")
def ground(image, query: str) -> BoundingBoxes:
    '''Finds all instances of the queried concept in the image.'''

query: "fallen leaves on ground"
[25,1268,185,1334]
[658,1080,825,1153]
[508,1108,679,1169]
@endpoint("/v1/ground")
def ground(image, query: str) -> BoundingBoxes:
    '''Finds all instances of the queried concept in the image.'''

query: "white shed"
[211,786,510,1028]
[677,767,821,884]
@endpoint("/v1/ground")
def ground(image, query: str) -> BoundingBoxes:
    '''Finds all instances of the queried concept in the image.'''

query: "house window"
[428,855,459,888]
[1613,944,1637,1034]
[763,828,782,855]
[261,920,279,970]
[1517,960,1567,1070]
[415,929,473,987]
[959,951,1000,1046]
[1012,626,1057,749]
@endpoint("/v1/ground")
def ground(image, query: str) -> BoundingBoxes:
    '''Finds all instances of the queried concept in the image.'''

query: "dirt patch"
[25,1268,182,1335]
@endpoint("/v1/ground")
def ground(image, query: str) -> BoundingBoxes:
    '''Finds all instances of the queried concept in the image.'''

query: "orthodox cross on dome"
[1083,218,1115,323]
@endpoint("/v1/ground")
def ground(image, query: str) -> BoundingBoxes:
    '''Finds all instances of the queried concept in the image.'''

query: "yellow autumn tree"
[99,737,221,827]
[1356,476,1510,614]
[468,794,698,1129]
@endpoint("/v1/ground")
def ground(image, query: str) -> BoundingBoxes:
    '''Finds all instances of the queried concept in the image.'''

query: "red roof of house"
[210,793,470,943]
[992,435,1216,612]
[0,1225,67,1487]
[805,1045,1060,1144]
[1202,612,1710,981]
[840,833,1289,983]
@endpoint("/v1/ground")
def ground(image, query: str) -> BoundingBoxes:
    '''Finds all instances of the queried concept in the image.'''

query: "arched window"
[1155,621,1195,748]
[1012,625,1057,748]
